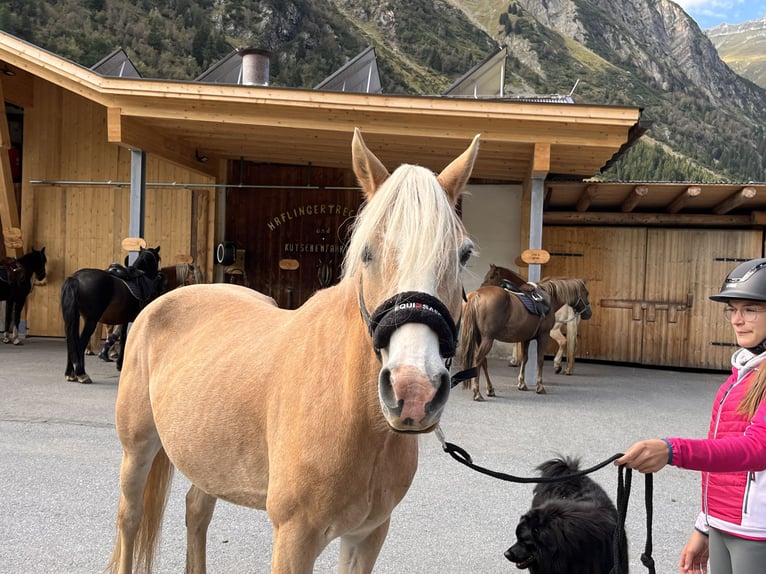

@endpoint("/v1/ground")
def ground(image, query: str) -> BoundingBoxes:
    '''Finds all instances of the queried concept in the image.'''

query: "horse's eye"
[362,246,373,264]
[459,241,474,267]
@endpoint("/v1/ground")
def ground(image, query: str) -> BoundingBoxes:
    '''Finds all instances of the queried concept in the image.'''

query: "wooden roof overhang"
[0,32,643,184]
[545,182,766,227]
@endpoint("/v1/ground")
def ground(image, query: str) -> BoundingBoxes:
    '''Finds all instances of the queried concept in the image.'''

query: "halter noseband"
[358,281,458,360]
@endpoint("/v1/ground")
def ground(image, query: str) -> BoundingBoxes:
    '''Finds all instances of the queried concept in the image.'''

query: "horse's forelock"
[342,164,464,291]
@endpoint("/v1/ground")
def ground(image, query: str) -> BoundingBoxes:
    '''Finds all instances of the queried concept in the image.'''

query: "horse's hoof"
[473,394,485,402]
[2,337,9,344]
[76,374,93,384]
[554,365,562,374]
[65,374,77,382]
[565,370,573,376]
[536,386,547,395]
[98,350,113,362]
[517,383,528,391]
[487,390,496,397]
[12,339,22,346]
[508,360,519,367]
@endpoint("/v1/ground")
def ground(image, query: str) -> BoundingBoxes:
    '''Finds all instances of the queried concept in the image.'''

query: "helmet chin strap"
[747,339,766,355]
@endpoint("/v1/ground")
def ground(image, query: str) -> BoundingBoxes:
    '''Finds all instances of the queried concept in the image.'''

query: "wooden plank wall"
[542,226,763,371]
[19,80,215,337]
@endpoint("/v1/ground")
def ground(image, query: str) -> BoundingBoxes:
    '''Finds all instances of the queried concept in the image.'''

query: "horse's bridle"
[571,295,591,317]
[357,279,458,361]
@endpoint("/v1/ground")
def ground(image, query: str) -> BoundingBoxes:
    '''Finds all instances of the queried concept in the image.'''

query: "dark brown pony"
[458,276,591,400]
[60,246,163,383]
[0,247,47,345]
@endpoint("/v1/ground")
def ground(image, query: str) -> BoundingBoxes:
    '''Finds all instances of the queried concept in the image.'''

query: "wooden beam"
[575,184,597,212]
[544,211,751,227]
[620,184,648,212]
[667,185,701,214]
[529,143,550,179]
[713,186,756,215]
[0,76,21,256]
[107,108,217,178]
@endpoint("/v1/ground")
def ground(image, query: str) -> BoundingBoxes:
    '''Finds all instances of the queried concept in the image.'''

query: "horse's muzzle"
[378,364,451,432]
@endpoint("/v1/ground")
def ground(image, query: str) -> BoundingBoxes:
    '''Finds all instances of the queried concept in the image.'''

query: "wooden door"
[542,227,763,370]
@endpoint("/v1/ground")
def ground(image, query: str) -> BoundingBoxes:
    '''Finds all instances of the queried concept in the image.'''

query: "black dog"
[504,457,628,573]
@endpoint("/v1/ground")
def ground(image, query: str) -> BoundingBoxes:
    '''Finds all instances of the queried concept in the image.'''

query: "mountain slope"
[707,15,766,90]
[450,0,766,181]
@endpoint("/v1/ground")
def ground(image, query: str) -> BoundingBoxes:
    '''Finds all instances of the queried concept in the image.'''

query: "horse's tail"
[457,293,480,388]
[106,448,174,574]
[60,277,81,358]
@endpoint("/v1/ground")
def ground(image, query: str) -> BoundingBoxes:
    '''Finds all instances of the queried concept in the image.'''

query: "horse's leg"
[75,317,99,383]
[550,327,566,374]
[185,485,218,574]
[482,357,496,397]
[565,318,579,375]
[11,297,24,345]
[339,519,390,574]
[116,323,128,371]
[507,342,520,366]
[271,520,326,574]
[471,339,494,401]
[2,300,12,344]
[535,335,550,394]
[517,341,529,391]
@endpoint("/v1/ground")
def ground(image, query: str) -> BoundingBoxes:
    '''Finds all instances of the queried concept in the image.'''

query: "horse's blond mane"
[342,164,464,291]
[540,277,586,305]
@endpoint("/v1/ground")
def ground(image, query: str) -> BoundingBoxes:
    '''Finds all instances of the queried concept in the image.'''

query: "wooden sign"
[121,237,147,251]
[279,258,300,270]
[520,249,550,265]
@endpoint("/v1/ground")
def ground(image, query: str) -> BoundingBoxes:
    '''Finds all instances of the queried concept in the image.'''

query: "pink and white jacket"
[667,348,766,540]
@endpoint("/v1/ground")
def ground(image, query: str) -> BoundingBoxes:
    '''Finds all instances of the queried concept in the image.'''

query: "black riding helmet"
[710,258,766,303]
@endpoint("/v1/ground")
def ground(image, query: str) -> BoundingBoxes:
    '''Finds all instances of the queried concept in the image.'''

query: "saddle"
[107,263,166,305]
[0,256,24,285]
[500,278,550,317]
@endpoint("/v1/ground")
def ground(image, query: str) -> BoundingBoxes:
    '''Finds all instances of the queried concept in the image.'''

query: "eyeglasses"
[723,306,766,322]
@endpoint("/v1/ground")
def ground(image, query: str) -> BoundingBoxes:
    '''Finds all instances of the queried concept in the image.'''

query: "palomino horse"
[107,128,479,573]
[482,264,587,375]
[60,246,163,383]
[458,276,591,400]
[0,247,47,345]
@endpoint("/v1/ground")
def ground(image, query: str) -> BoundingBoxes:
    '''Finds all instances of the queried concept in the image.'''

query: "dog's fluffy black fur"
[504,457,628,573]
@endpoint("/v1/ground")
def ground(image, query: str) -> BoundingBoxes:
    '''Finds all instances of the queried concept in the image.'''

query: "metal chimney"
[238,48,272,86]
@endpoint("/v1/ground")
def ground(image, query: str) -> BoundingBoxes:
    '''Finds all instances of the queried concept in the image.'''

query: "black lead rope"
[438,435,655,574]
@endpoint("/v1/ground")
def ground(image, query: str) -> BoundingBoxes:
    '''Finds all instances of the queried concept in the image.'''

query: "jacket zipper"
[743,471,756,516]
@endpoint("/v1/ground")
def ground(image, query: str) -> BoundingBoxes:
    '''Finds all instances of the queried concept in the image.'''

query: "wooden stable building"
[0,31,764,371]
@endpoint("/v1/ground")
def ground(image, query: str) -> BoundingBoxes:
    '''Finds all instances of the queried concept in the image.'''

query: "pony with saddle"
[458,274,591,400]
[0,247,47,345]
[483,264,587,375]
[106,128,479,573]
[60,246,164,384]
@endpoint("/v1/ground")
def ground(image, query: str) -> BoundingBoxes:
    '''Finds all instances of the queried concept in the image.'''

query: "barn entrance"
[224,162,363,309]
[541,227,764,370]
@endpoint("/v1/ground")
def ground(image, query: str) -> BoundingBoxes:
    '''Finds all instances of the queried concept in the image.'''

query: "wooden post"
[0,77,21,257]
[713,186,756,215]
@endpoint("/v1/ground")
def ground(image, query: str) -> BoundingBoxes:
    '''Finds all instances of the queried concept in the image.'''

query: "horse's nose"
[378,364,450,431]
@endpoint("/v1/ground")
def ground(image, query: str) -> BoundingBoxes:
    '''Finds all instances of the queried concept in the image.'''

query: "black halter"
[358,281,458,360]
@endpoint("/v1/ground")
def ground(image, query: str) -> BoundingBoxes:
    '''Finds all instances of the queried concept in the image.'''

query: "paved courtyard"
[0,337,722,573]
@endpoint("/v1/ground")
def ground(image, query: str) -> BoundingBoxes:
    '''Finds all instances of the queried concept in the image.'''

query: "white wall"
[461,183,524,291]
[461,183,524,360]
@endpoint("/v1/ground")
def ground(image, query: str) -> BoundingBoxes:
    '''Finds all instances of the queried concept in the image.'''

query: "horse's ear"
[437,134,480,206]
[40,247,45,255]
[352,127,390,200]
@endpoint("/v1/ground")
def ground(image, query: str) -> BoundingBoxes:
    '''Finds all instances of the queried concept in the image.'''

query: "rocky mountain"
[1,0,765,181]
[707,14,766,90]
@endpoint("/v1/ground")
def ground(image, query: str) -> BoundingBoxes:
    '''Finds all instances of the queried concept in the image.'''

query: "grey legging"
[708,528,766,574]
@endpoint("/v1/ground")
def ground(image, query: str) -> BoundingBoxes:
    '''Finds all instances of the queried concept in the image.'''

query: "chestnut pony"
[108,128,479,573]
[458,275,591,400]
[482,264,587,376]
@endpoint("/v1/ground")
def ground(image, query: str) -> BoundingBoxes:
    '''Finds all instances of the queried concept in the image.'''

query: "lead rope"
[435,428,655,573]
